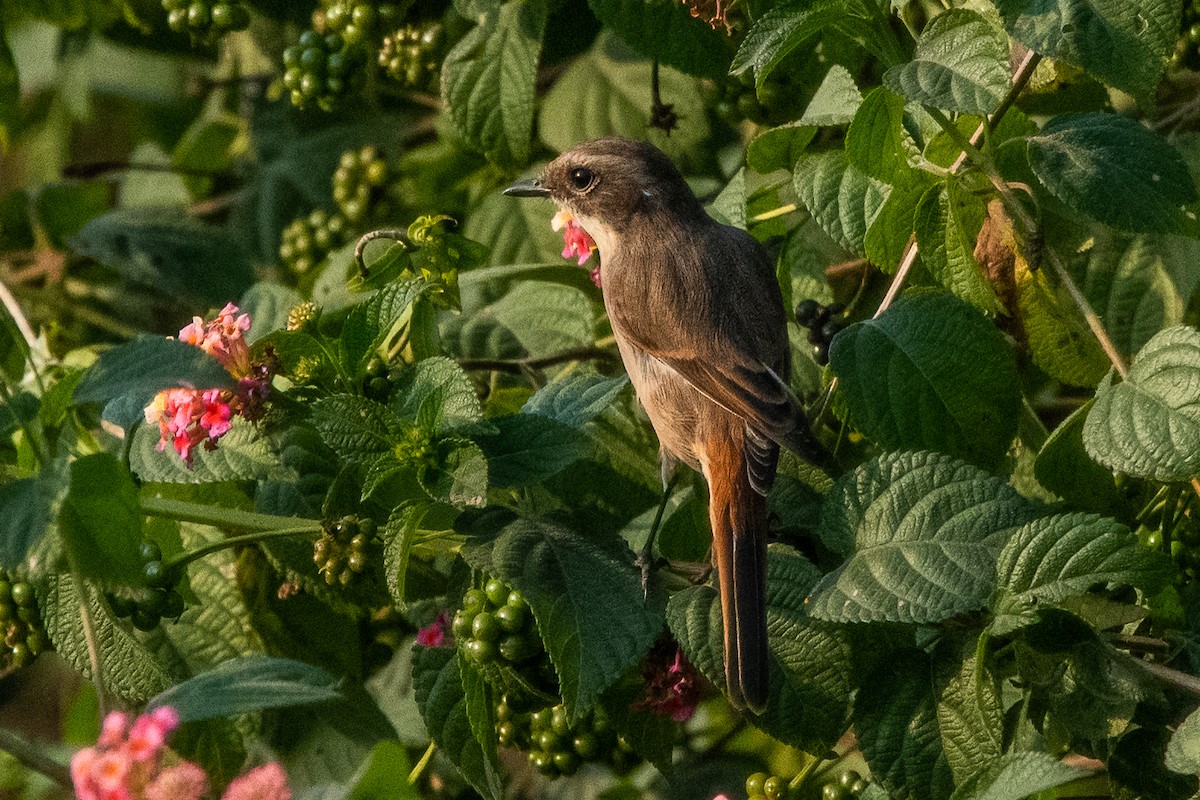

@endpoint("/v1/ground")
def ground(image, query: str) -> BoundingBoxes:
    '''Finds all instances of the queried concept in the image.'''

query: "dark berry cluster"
[313,515,379,586]
[0,570,48,669]
[107,542,185,631]
[162,0,250,42]
[279,209,350,279]
[705,72,798,127]
[745,769,870,800]
[282,30,365,112]
[333,146,397,226]
[795,299,847,366]
[379,22,445,91]
[515,701,637,778]
[1170,1,1200,70]
[453,579,545,669]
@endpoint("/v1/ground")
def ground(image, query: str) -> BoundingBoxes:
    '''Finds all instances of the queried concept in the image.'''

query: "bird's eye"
[568,167,595,191]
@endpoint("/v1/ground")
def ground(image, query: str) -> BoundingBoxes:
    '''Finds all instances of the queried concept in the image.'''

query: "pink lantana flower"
[144,761,208,800]
[634,636,705,722]
[416,610,451,647]
[145,304,274,467]
[221,761,291,800]
[551,210,601,287]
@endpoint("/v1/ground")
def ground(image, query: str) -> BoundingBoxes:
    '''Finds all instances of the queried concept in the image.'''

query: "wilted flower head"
[635,636,704,722]
[416,610,451,647]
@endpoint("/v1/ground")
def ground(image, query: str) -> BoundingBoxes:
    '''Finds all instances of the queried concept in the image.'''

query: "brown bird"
[505,137,826,712]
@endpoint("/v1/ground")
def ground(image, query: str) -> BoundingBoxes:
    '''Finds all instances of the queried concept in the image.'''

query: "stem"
[0,727,72,789]
[749,203,799,223]
[139,495,319,533]
[354,229,411,279]
[409,741,436,784]
[74,572,108,720]
[164,526,320,573]
[457,346,617,375]
[1133,659,1200,698]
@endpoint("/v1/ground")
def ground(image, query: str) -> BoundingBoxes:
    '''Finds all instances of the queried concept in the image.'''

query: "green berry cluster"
[1170,1,1200,70]
[333,146,398,226]
[282,30,365,112]
[317,1,402,46]
[453,579,545,669]
[514,701,637,778]
[313,515,379,586]
[706,73,797,127]
[362,356,399,403]
[107,542,185,632]
[379,22,445,91]
[279,209,350,279]
[818,770,870,800]
[0,570,48,669]
[162,0,250,43]
[745,769,870,800]
[795,299,847,366]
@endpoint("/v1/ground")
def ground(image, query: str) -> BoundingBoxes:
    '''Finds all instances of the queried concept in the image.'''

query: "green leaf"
[730,0,849,90]
[460,515,665,717]
[864,179,927,272]
[0,190,35,252]
[936,639,1004,786]
[422,439,488,508]
[807,451,1036,623]
[1083,326,1200,481]
[948,752,1093,800]
[0,474,60,571]
[793,150,889,257]
[996,512,1173,605]
[586,0,733,78]
[994,0,1177,100]
[461,188,567,268]
[845,87,920,185]
[798,64,863,126]
[539,32,709,164]
[73,337,237,409]
[39,573,179,702]
[0,20,18,153]
[345,740,416,800]
[829,291,1021,468]
[1016,256,1110,387]
[33,181,110,249]
[1166,705,1200,776]
[883,10,1009,115]
[475,414,589,486]
[1034,401,1122,514]
[70,208,254,305]
[239,283,304,344]
[342,280,431,374]
[521,373,628,427]
[1027,114,1198,235]
[411,646,502,800]
[856,649,955,800]
[747,123,817,174]
[382,505,428,607]
[913,182,1004,314]
[148,656,340,722]
[130,419,286,484]
[311,395,403,463]
[390,357,483,434]
[441,0,546,167]
[60,453,145,588]
[665,585,725,693]
[487,282,595,357]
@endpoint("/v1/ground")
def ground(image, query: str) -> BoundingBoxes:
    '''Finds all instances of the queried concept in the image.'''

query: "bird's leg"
[638,450,681,597]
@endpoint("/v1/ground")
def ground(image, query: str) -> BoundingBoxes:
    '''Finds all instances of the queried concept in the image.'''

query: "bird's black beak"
[502,178,550,198]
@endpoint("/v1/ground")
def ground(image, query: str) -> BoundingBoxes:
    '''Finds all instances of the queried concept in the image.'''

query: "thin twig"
[1106,633,1172,654]
[75,577,108,720]
[458,346,617,374]
[0,727,73,789]
[1133,659,1200,698]
[354,229,411,278]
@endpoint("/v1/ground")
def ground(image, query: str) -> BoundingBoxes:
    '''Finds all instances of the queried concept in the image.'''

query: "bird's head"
[503,137,703,251]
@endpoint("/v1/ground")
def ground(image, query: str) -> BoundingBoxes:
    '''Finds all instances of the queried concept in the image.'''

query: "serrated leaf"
[994,0,1177,100]
[521,373,628,427]
[586,0,732,78]
[240,283,304,344]
[799,64,863,126]
[148,656,340,722]
[1166,705,1200,776]
[996,512,1173,604]
[883,10,1009,115]
[441,0,545,167]
[864,179,926,272]
[949,751,1093,800]
[794,151,890,257]
[390,357,483,434]
[856,649,955,800]
[70,208,253,305]
[1034,401,1122,513]
[1082,325,1200,481]
[666,585,726,687]
[828,291,1021,468]
[539,32,709,164]
[488,282,595,358]
[60,453,145,588]
[311,395,404,463]
[747,124,817,174]
[411,646,502,800]
[73,337,237,409]
[936,639,1003,785]
[914,183,1004,314]
[342,280,431,373]
[383,505,428,608]
[730,0,850,89]
[39,573,179,702]
[130,419,286,483]
[807,451,1037,624]
[0,474,61,571]
[422,439,488,508]
[1016,257,1110,387]
[460,516,665,717]
[1027,114,1198,235]
[846,88,920,185]
[475,414,588,486]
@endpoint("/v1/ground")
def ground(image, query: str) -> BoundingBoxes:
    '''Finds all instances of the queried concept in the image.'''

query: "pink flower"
[634,636,704,722]
[551,210,598,272]
[179,302,252,377]
[93,750,132,797]
[127,706,179,762]
[145,761,209,800]
[71,747,101,800]
[99,711,130,747]
[416,610,451,647]
[145,387,235,466]
[221,762,291,800]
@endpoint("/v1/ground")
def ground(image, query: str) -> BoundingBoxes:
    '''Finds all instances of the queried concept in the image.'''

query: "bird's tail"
[707,439,769,713]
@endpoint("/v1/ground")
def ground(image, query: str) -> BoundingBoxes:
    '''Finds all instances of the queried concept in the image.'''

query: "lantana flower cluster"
[551,210,601,287]
[71,706,290,800]
[144,303,272,466]
[635,636,704,722]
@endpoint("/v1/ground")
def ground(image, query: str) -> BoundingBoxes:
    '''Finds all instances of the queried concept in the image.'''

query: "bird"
[504,137,827,712]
